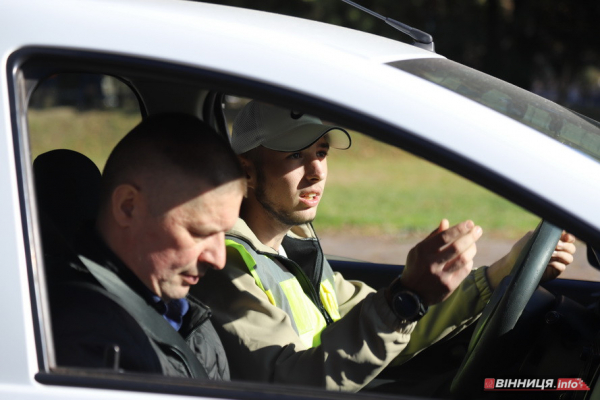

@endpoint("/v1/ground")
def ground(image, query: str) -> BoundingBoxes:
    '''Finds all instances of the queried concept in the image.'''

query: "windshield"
[390,58,600,162]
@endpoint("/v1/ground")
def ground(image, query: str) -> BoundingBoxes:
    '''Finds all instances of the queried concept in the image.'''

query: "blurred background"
[201,0,600,120]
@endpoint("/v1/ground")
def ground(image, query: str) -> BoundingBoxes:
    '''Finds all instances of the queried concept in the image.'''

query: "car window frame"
[8,46,600,398]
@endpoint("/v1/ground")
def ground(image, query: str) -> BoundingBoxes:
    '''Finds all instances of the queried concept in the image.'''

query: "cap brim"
[263,124,351,152]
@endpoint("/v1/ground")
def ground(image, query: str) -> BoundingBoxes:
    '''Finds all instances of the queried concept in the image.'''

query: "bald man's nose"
[198,232,226,270]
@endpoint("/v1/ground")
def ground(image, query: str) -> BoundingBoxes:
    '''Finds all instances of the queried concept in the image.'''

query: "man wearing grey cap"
[192,100,575,392]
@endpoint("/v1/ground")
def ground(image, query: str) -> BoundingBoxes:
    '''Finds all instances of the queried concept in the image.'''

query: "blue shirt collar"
[151,295,190,331]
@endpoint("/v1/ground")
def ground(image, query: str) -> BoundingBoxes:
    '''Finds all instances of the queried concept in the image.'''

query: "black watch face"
[393,291,419,320]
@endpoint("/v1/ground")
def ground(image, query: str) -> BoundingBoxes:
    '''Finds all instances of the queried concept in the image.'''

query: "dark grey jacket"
[48,226,230,380]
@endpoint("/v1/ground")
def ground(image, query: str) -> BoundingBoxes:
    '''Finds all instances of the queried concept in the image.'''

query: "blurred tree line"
[200,0,600,117]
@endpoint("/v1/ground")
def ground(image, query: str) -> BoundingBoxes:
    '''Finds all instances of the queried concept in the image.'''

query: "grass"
[313,131,539,239]
[28,107,141,170]
[27,108,539,239]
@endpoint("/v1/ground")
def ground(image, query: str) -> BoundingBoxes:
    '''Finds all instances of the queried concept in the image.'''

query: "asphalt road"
[319,234,600,282]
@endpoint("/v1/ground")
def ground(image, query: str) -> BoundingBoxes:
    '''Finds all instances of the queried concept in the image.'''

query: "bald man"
[49,114,245,380]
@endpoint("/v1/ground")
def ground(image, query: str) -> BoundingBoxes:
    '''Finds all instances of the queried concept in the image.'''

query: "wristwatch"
[386,276,428,323]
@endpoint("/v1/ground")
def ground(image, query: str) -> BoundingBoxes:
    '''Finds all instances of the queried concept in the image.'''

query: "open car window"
[7,47,600,400]
[222,96,600,283]
[15,49,395,400]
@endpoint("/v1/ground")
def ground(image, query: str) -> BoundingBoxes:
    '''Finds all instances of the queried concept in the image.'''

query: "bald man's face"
[129,179,243,300]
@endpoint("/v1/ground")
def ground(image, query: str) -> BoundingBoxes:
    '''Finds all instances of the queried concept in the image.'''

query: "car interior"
[11,47,600,399]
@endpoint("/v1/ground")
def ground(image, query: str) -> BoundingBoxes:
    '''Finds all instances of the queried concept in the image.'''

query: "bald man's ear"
[238,155,256,192]
[111,184,142,227]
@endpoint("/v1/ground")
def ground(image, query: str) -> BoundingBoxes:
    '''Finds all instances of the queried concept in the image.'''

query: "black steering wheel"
[450,220,562,398]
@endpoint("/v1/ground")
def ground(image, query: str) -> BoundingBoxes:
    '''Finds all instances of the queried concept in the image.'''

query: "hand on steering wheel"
[450,220,563,398]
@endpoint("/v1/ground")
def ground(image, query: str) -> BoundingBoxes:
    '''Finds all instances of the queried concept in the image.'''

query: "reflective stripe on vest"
[226,238,340,348]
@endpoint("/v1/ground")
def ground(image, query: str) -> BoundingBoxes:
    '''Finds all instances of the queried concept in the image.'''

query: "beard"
[254,168,315,227]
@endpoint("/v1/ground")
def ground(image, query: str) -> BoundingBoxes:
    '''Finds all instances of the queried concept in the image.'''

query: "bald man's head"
[97,114,245,300]
[100,113,244,216]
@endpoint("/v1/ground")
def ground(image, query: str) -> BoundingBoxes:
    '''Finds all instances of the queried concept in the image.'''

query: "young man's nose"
[198,232,226,270]
[306,159,326,181]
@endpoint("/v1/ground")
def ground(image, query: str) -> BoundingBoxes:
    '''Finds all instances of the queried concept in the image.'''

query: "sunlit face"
[252,137,329,227]
[131,180,243,300]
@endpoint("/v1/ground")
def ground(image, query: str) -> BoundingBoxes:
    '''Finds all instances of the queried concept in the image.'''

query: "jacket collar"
[227,218,318,254]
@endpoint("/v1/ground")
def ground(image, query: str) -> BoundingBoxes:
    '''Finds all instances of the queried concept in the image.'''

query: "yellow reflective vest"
[225,235,341,348]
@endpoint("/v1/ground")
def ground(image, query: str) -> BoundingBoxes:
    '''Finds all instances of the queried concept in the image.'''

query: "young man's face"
[251,136,329,227]
[131,179,243,300]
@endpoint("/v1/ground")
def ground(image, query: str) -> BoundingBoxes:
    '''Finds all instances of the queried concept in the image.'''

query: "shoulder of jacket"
[226,218,278,255]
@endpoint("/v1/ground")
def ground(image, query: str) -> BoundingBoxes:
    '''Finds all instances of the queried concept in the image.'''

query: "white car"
[2,0,599,399]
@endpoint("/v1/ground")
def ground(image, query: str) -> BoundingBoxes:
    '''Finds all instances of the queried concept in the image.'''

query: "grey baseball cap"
[230,100,351,155]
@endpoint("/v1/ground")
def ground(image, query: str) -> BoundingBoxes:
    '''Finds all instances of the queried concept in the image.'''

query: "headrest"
[34,149,101,241]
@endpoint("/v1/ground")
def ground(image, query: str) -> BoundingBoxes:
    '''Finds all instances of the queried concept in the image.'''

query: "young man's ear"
[111,184,142,227]
[238,154,256,191]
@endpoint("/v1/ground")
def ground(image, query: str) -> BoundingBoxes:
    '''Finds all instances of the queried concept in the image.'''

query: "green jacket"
[192,218,491,391]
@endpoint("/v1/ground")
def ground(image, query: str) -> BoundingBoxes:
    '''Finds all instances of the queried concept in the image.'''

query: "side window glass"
[224,96,597,282]
[28,74,141,170]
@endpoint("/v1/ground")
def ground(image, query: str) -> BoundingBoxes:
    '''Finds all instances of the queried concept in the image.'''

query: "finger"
[435,225,483,264]
[443,241,477,274]
[551,250,574,266]
[426,218,450,239]
[560,231,576,243]
[440,218,450,231]
[546,260,567,275]
[556,241,576,255]
[427,220,477,250]
[542,263,564,281]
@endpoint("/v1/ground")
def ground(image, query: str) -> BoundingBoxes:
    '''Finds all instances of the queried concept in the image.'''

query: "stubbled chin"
[293,208,318,223]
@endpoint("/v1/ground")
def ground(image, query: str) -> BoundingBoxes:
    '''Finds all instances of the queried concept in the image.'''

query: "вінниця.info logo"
[484,378,590,391]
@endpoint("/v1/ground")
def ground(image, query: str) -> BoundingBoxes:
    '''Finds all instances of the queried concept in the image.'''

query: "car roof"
[1,0,442,64]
